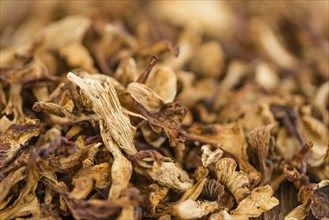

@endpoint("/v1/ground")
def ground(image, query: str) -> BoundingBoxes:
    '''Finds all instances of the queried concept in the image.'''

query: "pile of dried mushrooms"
[0,1,328,220]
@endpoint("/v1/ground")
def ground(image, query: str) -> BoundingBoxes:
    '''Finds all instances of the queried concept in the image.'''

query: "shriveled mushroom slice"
[79,120,130,202]
[67,72,136,156]
[314,82,329,125]
[189,41,226,79]
[147,160,193,192]
[71,163,111,199]
[230,185,279,217]
[0,119,40,169]
[173,199,219,219]
[215,158,250,203]
[0,166,26,203]
[200,179,225,201]
[146,65,177,103]
[310,180,329,219]
[1,84,26,130]
[301,114,329,167]
[126,82,164,113]
[141,183,169,216]
[201,144,223,167]
[113,57,138,86]
[0,194,41,220]
[247,123,275,185]
[172,178,220,219]
[285,201,311,220]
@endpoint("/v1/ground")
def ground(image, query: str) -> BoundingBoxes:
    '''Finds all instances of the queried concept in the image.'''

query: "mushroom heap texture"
[0,1,328,220]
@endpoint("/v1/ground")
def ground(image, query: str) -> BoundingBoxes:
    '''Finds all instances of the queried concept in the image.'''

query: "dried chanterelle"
[0,1,328,220]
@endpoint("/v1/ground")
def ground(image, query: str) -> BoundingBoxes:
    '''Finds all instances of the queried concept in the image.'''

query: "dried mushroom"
[201,144,223,167]
[285,201,311,220]
[0,119,40,169]
[147,160,193,192]
[201,179,225,201]
[215,158,250,203]
[247,124,275,185]
[173,199,219,219]
[310,180,329,219]
[0,1,328,220]
[230,185,279,217]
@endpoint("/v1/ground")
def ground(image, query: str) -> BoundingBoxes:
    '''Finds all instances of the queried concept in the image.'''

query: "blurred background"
[1,1,328,114]
[1,1,328,45]
[1,0,328,86]
[1,0,328,67]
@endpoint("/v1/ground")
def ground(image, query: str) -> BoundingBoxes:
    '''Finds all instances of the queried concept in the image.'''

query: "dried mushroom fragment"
[113,57,138,86]
[135,101,187,147]
[142,183,169,216]
[314,82,329,125]
[137,39,179,58]
[32,101,76,119]
[71,163,111,199]
[67,72,136,156]
[173,199,219,219]
[82,143,101,168]
[271,104,305,145]
[284,201,311,220]
[201,179,225,201]
[177,178,207,202]
[230,185,279,217]
[126,82,164,113]
[247,124,275,185]
[189,41,225,78]
[215,158,250,203]
[0,166,26,203]
[145,65,177,103]
[0,119,40,169]
[0,194,41,220]
[0,152,45,219]
[147,160,193,192]
[250,19,298,69]
[311,180,329,219]
[140,124,166,147]
[117,205,135,220]
[193,166,209,181]
[283,141,313,188]
[218,191,235,211]
[201,144,223,167]
[1,84,25,129]
[301,114,329,167]
[171,178,219,219]
[101,127,132,200]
